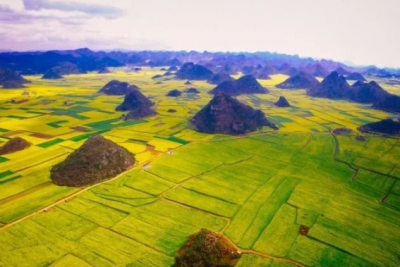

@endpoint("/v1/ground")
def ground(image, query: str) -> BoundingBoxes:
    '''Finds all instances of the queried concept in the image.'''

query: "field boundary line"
[238,247,307,267]
[13,151,70,172]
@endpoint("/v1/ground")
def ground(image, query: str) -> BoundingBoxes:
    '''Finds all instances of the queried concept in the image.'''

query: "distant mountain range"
[0,48,399,77]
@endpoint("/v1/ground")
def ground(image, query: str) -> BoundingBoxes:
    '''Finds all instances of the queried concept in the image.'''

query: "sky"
[0,0,399,68]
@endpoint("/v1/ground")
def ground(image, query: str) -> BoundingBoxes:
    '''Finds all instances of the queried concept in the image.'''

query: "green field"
[0,68,400,266]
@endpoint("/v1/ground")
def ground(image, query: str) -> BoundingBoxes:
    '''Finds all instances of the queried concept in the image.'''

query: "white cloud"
[22,0,125,19]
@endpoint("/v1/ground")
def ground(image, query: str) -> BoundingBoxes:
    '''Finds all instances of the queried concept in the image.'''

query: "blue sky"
[0,0,399,68]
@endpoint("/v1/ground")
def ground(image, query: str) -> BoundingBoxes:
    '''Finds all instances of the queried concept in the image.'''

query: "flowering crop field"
[0,68,400,266]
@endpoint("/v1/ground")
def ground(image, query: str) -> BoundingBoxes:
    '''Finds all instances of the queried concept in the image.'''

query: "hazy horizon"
[1,0,399,68]
[0,47,381,70]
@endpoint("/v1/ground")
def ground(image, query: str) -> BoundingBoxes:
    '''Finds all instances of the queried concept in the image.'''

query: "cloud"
[0,5,24,22]
[0,4,47,23]
[0,5,88,25]
[0,18,167,52]
[22,0,125,19]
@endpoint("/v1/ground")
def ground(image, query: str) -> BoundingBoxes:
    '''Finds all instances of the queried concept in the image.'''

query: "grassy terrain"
[0,68,400,266]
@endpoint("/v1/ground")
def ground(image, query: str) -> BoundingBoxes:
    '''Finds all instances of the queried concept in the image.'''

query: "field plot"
[0,69,400,267]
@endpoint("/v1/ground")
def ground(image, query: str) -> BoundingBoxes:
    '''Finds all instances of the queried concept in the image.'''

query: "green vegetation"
[37,138,64,148]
